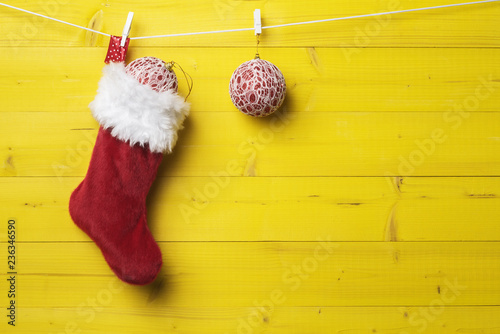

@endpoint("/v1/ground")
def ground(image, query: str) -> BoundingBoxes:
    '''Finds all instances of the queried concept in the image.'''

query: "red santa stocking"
[69,59,189,285]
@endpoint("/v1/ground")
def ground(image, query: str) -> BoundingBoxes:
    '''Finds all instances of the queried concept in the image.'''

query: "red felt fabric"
[69,127,163,285]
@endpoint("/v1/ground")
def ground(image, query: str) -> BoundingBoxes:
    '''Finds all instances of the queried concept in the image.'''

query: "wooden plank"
[1,242,499,307]
[1,177,500,242]
[0,0,499,47]
[2,111,500,177]
[0,47,499,113]
[3,306,500,334]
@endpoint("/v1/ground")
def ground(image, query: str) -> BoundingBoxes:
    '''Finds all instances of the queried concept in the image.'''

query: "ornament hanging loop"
[165,61,193,102]
[255,34,261,59]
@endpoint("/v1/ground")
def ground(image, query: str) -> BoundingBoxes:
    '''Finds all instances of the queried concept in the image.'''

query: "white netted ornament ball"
[125,56,178,93]
[229,57,286,117]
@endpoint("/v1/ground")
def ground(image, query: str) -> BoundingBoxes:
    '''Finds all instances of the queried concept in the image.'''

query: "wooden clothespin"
[254,9,262,59]
[254,9,262,36]
[121,12,134,47]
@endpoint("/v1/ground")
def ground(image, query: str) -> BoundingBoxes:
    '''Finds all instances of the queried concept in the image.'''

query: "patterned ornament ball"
[229,58,286,117]
[125,57,178,93]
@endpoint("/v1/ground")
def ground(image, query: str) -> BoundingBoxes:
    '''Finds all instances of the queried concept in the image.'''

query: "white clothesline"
[0,2,111,37]
[0,0,498,41]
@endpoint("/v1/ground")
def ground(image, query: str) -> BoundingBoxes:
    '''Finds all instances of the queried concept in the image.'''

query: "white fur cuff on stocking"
[89,62,190,154]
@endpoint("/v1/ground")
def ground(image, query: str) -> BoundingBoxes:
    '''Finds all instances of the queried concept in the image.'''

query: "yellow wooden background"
[1,0,500,333]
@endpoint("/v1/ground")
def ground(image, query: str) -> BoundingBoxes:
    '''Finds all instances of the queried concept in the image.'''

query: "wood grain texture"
[1,242,498,307]
[8,307,500,334]
[1,176,500,242]
[2,111,500,177]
